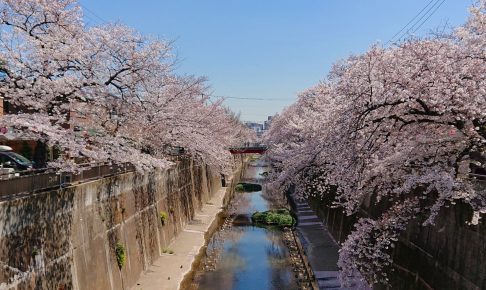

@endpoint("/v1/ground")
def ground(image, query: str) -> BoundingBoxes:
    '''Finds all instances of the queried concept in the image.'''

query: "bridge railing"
[227,144,268,154]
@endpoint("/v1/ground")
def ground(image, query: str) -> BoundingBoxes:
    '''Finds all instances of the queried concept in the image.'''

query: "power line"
[411,0,447,34]
[386,0,447,45]
[78,2,108,24]
[212,96,294,102]
[406,0,444,34]
[405,0,441,33]
[226,97,293,102]
[389,0,441,44]
[81,13,100,26]
[386,0,437,45]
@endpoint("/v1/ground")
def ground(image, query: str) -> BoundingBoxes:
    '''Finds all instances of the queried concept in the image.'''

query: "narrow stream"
[187,159,297,290]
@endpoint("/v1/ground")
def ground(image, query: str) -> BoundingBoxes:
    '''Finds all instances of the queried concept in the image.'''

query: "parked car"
[0,145,34,171]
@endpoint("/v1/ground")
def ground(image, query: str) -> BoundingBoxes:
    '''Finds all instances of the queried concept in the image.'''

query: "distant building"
[244,122,264,137]
[263,115,273,130]
[245,115,275,138]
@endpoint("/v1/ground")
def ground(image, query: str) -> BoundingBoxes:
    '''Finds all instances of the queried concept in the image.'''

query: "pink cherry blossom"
[0,0,254,173]
[265,1,485,286]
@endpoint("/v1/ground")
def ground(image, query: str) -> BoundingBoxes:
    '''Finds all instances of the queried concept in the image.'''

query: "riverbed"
[186,159,298,290]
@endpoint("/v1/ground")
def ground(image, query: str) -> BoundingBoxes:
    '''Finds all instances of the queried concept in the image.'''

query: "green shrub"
[251,209,295,227]
[159,211,168,225]
[115,243,126,269]
[248,155,260,161]
[235,183,262,192]
[276,208,290,215]
[162,248,174,254]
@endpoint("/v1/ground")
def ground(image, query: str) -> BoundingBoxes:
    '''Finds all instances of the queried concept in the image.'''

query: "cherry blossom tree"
[0,0,252,172]
[265,1,485,286]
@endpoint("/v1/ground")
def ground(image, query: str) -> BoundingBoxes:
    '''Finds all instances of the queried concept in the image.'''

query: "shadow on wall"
[307,195,486,290]
[0,156,230,290]
[0,188,75,289]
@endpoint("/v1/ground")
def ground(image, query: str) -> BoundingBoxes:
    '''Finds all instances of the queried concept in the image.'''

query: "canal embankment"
[185,159,301,290]
[307,194,486,290]
[0,157,244,290]
[286,191,370,290]
[131,176,238,290]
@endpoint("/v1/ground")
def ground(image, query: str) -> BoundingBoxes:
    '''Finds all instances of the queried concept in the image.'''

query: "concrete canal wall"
[0,157,244,290]
[307,196,486,290]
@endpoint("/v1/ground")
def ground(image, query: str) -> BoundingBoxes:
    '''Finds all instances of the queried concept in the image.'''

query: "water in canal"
[187,159,297,290]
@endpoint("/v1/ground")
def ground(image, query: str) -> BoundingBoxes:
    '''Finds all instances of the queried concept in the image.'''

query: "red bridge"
[228,145,268,154]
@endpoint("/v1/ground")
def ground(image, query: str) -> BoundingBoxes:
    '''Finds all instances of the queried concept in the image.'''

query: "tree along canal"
[185,159,313,290]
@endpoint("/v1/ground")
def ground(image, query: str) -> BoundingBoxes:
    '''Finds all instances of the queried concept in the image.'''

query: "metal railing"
[0,162,135,196]
[0,160,483,198]
[227,144,268,154]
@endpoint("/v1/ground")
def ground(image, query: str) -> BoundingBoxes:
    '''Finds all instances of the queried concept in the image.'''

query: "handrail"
[227,145,267,149]
[0,162,135,196]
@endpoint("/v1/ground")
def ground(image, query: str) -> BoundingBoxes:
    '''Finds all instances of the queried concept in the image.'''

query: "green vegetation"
[235,183,262,192]
[159,211,168,225]
[162,248,174,254]
[248,155,260,161]
[251,209,295,227]
[115,243,126,269]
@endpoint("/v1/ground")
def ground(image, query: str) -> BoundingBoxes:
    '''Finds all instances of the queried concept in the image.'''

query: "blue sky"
[79,0,473,122]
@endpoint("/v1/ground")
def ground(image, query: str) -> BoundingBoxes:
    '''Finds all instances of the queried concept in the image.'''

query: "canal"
[186,158,298,290]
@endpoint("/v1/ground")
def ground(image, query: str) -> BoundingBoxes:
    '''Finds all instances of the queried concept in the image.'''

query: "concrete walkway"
[293,198,370,290]
[131,185,230,290]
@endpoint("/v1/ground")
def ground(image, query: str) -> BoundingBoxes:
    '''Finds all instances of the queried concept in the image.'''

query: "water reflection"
[195,227,296,290]
[190,160,297,290]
